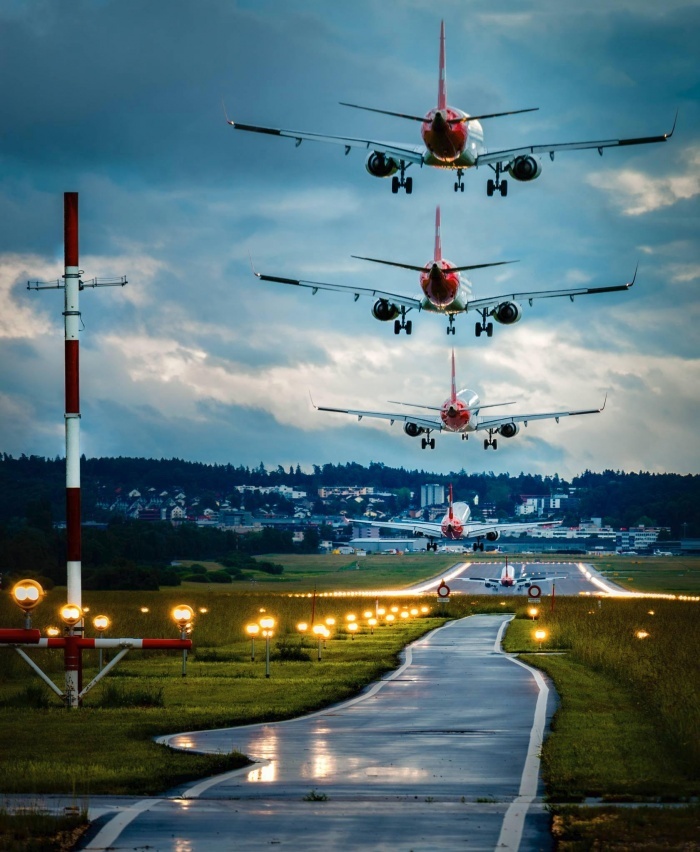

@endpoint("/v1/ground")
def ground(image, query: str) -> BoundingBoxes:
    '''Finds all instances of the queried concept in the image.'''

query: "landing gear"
[472,541,484,552]
[426,541,438,552]
[421,434,436,450]
[483,430,498,450]
[446,315,456,336]
[393,309,412,335]
[453,169,465,193]
[391,162,412,194]
[475,310,493,338]
[486,163,508,197]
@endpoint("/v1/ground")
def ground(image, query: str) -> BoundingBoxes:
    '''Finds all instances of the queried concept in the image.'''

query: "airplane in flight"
[466,558,567,590]
[225,21,675,196]
[253,206,636,336]
[355,486,560,552]
[313,350,605,450]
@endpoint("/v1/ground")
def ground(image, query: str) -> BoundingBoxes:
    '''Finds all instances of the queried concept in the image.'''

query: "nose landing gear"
[391,161,413,194]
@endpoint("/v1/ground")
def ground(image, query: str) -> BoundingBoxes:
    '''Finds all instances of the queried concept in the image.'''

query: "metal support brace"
[14,648,64,698]
[79,648,130,699]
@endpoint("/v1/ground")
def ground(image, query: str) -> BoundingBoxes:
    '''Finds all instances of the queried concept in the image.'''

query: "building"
[421,484,445,508]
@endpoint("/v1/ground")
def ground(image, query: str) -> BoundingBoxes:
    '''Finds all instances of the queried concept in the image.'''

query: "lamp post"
[385,613,395,626]
[534,628,547,650]
[246,623,260,661]
[172,605,194,677]
[260,616,275,678]
[92,615,110,671]
[312,624,327,661]
[347,622,358,640]
[528,606,539,621]
[297,622,308,648]
[60,603,83,706]
[367,617,377,635]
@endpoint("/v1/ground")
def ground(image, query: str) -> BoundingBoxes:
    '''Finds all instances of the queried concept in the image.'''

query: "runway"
[82,615,557,851]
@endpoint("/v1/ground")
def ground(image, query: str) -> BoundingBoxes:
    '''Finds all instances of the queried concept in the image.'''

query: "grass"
[0,807,88,852]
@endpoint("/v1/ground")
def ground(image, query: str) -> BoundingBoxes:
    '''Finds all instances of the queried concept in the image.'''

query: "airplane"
[312,349,605,450]
[253,206,636,337]
[354,485,560,552]
[225,21,675,197]
[466,557,567,590]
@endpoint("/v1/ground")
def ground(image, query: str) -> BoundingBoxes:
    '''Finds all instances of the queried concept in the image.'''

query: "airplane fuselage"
[440,501,471,539]
[420,272,471,315]
[422,112,484,169]
[440,389,480,433]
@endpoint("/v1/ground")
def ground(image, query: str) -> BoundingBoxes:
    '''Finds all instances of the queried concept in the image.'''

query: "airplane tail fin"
[438,21,447,110]
[448,483,454,520]
[450,349,457,402]
[434,206,442,262]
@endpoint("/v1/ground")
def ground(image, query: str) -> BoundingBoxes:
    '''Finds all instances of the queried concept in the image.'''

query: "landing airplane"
[313,350,604,450]
[225,21,675,196]
[355,486,559,552]
[467,558,567,589]
[253,206,635,337]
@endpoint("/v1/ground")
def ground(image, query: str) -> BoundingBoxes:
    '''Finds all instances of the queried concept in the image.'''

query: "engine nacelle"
[404,422,426,438]
[508,155,542,182]
[486,531,500,542]
[372,299,400,322]
[491,301,523,325]
[499,422,520,439]
[365,151,399,178]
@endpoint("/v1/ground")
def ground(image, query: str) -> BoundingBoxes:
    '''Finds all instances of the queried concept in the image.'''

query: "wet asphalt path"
[83,614,557,851]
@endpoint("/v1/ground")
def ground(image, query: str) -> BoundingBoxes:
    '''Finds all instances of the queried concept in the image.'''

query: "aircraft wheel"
[500,180,508,197]
[392,176,400,194]
[484,439,489,450]
[405,177,413,194]
[460,183,464,192]
[475,323,482,337]
[421,438,427,449]
[430,438,436,449]
[405,320,413,335]
[487,179,494,197]
[479,543,484,552]
[394,319,401,334]
[492,439,498,450]
[454,182,459,192]
[486,323,493,337]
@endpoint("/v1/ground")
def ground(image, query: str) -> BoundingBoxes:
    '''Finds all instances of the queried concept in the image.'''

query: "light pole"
[367,617,377,635]
[172,605,195,677]
[347,622,358,640]
[312,625,327,660]
[528,606,539,622]
[92,615,110,671]
[60,603,84,707]
[534,628,547,650]
[260,616,275,678]
[297,622,308,648]
[245,623,260,661]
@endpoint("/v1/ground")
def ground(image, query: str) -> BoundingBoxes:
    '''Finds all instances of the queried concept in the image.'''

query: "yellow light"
[410,608,419,616]
[635,630,650,640]
[534,629,547,642]
[385,614,395,623]
[363,610,373,619]
[46,626,60,637]
[260,616,275,630]
[390,606,399,613]
[347,622,358,632]
[140,607,149,614]
[172,605,194,627]
[312,624,326,636]
[648,610,655,616]
[325,617,336,627]
[297,622,308,632]
[368,618,377,627]
[528,607,539,620]
[377,607,386,616]
[400,611,409,619]
[246,623,260,636]
[60,604,83,626]
[421,606,429,613]
[82,606,90,613]
[11,579,44,612]
[500,602,506,607]
[346,613,356,622]
[199,607,208,614]
[262,628,274,638]
[93,615,110,632]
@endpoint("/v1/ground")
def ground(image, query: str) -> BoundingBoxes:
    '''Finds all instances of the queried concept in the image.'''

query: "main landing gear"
[486,162,508,197]
[472,540,485,552]
[446,314,457,336]
[391,161,413,194]
[421,433,436,450]
[475,309,493,338]
[393,307,412,335]
[426,541,438,552]
[483,430,498,450]
[453,169,465,193]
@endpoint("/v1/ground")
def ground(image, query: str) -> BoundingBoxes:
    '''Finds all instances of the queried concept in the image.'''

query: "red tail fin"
[450,348,457,402]
[438,21,447,110]
[434,205,442,262]
[448,483,454,519]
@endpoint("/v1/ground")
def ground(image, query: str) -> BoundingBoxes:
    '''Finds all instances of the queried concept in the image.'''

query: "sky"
[0,0,698,480]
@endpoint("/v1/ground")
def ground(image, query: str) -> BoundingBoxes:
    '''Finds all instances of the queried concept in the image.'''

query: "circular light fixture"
[297,622,308,632]
[172,605,195,628]
[60,604,83,627]
[11,579,44,612]
[93,615,110,632]
[46,626,60,637]
[260,616,275,630]
[246,623,260,636]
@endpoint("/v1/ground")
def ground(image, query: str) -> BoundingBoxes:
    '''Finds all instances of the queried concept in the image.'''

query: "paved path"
[83,615,557,851]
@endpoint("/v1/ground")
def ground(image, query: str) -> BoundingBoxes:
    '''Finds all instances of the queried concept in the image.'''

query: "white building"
[421,484,445,508]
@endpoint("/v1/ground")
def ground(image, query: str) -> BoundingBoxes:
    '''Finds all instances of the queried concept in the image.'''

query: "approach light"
[410,608,419,616]
[346,613,356,622]
[46,626,60,637]
[246,623,260,636]
[421,606,429,613]
[528,606,539,621]
[635,630,650,640]
[297,622,308,633]
[260,616,275,630]
[11,579,44,612]
[534,628,547,649]
[647,610,655,616]
[400,610,410,619]
[376,607,386,616]
[390,606,399,613]
[385,613,395,624]
[312,625,326,636]
[325,617,336,627]
[363,610,373,619]
[172,605,194,629]
[60,604,83,627]
[93,615,110,633]
[199,607,208,614]
[347,622,358,639]
[140,607,149,614]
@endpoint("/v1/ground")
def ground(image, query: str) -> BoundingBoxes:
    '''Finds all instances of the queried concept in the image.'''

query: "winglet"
[222,98,235,126]
[308,390,318,410]
[248,251,261,279]
[666,109,678,139]
[600,393,608,413]
[629,262,639,288]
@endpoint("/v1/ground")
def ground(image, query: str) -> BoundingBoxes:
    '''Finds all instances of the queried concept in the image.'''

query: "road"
[408,560,630,596]
[82,615,557,851]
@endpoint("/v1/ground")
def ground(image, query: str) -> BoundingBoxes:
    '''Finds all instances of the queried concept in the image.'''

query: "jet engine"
[507,155,542,182]
[404,422,426,438]
[372,299,400,322]
[365,151,399,178]
[499,422,520,439]
[486,531,500,542]
[491,301,523,325]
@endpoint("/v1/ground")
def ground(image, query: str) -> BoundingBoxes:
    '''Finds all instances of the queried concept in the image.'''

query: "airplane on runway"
[313,349,605,450]
[354,486,560,552]
[466,558,567,590]
[225,21,675,196]
[252,206,636,337]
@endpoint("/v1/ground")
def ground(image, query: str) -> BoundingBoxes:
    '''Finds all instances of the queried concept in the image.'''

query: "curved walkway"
[84,615,557,851]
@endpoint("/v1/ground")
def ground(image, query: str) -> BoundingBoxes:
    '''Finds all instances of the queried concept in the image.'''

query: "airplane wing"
[475,399,605,432]
[475,115,676,168]
[464,269,637,314]
[252,270,423,312]
[353,517,561,540]
[461,520,562,538]
[226,116,425,164]
[313,401,442,432]
[515,573,567,587]
[353,517,443,538]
